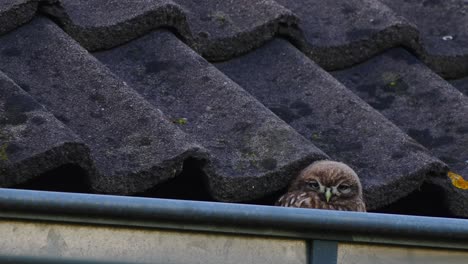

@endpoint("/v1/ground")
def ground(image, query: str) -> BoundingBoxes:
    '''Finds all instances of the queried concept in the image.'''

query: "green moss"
[384,75,409,95]
[217,138,227,144]
[382,72,402,90]
[0,130,11,161]
[386,77,403,89]
[0,144,8,161]
[0,131,6,140]
[244,152,257,158]
[382,72,399,83]
[242,151,258,166]
[211,11,230,26]
[173,118,188,125]
[233,151,260,172]
[311,133,321,140]
[245,152,258,167]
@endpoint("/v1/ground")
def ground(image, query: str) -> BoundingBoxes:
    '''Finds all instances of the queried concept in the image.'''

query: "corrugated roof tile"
[216,39,446,209]
[332,48,468,216]
[0,17,206,194]
[94,29,326,201]
[381,0,468,78]
[0,0,467,216]
[276,0,419,71]
[0,71,93,187]
[0,0,38,35]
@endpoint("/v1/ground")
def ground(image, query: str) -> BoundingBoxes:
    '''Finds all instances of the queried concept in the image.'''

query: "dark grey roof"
[0,0,38,35]
[0,17,207,195]
[0,0,467,216]
[331,48,468,215]
[215,39,444,209]
[93,29,323,201]
[0,71,92,186]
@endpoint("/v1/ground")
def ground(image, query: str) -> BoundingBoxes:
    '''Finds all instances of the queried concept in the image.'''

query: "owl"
[276,160,366,212]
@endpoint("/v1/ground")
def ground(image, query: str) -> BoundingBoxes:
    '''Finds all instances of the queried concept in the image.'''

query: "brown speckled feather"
[276,191,366,211]
[275,160,367,212]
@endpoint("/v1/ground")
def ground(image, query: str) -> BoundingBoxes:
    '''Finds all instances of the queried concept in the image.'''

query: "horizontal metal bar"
[0,188,467,249]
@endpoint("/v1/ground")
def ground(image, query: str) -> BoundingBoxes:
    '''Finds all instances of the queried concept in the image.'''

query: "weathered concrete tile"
[41,0,297,61]
[0,17,205,194]
[0,0,38,35]
[39,0,468,79]
[173,0,297,60]
[381,0,468,78]
[215,39,446,210]
[275,0,418,71]
[0,71,93,186]
[94,30,326,202]
[450,77,468,96]
[40,0,190,51]
[332,48,468,216]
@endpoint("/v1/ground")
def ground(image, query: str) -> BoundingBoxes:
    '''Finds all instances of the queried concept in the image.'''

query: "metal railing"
[0,188,467,263]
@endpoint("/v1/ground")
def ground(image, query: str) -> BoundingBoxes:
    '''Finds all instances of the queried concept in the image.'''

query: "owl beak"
[325,188,332,203]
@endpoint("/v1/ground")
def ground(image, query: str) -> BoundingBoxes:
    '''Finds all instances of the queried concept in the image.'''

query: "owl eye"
[307,180,320,190]
[338,184,351,193]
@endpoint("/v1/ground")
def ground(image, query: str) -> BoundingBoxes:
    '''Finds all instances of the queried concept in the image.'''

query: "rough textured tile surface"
[0,17,205,194]
[0,71,93,187]
[41,0,298,60]
[216,39,446,209]
[94,30,326,202]
[173,0,297,60]
[41,0,190,51]
[38,0,468,79]
[275,0,418,71]
[332,48,468,216]
[381,0,468,78]
[451,77,468,96]
[0,0,38,35]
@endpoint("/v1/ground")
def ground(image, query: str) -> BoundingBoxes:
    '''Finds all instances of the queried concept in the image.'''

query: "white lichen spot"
[442,35,453,41]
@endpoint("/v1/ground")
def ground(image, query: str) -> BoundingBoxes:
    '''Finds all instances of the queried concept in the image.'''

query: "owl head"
[288,160,364,204]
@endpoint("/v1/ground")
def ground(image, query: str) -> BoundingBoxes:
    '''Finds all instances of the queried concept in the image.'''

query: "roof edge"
[0,188,467,249]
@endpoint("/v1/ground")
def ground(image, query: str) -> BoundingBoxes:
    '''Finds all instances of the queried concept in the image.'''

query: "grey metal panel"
[337,243,468,264]
[311,240,338,264]
[0,255,136,264]
[0,220,307,264]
